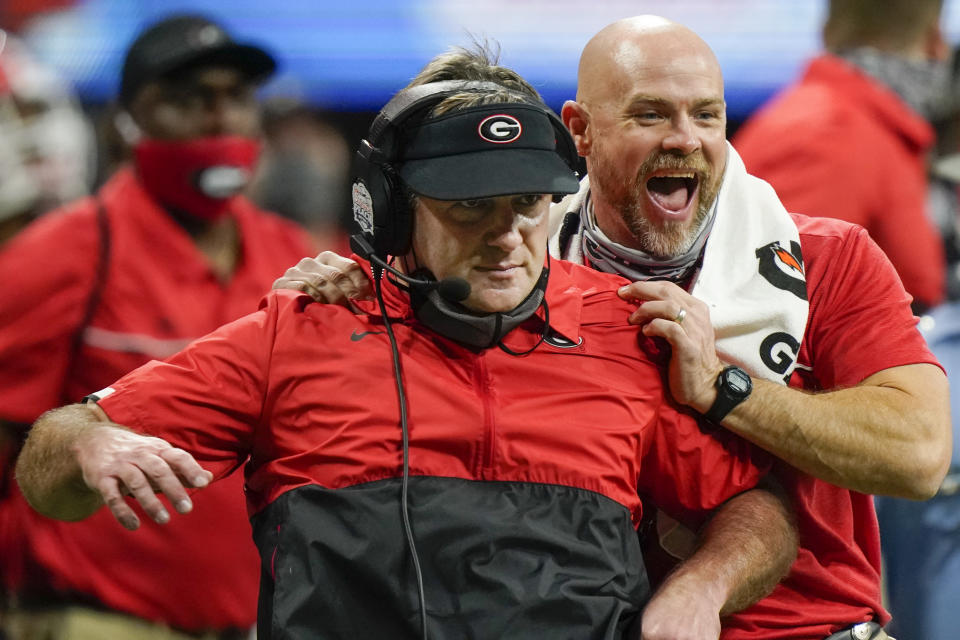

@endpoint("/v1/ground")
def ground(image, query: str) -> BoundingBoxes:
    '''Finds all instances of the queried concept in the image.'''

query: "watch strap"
[704,365,751,423]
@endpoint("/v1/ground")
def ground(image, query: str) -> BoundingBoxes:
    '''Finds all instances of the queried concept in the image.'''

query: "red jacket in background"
[734,54,945,310]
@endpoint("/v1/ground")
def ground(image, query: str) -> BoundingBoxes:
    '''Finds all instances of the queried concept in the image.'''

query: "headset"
[350,79,580,261]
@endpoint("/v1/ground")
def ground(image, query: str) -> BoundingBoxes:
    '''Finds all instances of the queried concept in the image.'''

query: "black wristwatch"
[704,366,752,424]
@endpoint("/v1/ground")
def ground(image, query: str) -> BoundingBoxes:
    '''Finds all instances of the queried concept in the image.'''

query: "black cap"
[397,103,579,201]
[119,15,276,106]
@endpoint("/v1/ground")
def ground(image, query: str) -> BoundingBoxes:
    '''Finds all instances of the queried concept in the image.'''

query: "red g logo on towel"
[755,240,807,300]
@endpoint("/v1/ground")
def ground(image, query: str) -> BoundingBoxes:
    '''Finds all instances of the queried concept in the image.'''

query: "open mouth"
[646,173,700,214]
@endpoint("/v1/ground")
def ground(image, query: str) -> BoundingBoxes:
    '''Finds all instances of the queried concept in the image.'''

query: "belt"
[824,621,894,640]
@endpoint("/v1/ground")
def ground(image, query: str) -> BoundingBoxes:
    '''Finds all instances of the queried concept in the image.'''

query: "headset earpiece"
[381,162,413,256]
[352,138,414,258]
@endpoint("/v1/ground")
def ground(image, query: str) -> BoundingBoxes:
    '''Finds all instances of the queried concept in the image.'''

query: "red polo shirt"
[721,214,941,639]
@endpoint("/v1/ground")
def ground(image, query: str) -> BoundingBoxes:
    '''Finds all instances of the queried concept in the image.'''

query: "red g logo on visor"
[478,115,522,143]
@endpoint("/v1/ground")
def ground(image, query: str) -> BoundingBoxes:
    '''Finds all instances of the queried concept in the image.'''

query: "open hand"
[75,425,213,531]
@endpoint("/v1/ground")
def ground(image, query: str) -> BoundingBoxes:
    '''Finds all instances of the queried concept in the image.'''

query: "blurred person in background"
[249,97,352,254]
[733,0,949,313]
[873,305,960,640]
[0,31,94,244]
[0,14,314,640]
[923,46,960,300]
[871,44,960,640]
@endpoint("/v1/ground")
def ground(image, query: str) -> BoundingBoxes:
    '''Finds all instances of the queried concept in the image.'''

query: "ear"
[561,100,591,157]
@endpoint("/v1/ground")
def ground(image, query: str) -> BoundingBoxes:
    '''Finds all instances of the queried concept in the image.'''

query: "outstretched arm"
[639,479,796,640]
[16,403,212,530]
[621,279,951,500]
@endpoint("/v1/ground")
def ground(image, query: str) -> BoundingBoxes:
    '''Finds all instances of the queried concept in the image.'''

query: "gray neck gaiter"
[580,191,717,285]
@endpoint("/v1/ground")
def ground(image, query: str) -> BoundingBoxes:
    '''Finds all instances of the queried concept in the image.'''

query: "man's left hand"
[272,252,373,308]
[619,280,722,413]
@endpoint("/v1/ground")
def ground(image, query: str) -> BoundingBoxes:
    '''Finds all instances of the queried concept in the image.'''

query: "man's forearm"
[704,484,795,615]
[721,363,950,499]
[640,484,796,635]
[16,403,108,521]
[19,402,211,530]
[671,484,795,614]
[617,280,952,500]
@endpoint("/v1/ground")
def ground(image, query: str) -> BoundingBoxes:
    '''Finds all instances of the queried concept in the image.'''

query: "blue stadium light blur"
[16,0,960,119]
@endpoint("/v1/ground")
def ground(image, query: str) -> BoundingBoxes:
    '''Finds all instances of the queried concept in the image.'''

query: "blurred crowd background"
[1,0,959,260]
[2,1,960,639]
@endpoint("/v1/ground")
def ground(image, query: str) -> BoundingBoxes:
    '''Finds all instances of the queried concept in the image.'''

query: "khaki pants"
[1,606,251,640]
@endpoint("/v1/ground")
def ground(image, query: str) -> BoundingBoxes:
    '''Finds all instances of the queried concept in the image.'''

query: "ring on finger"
[673,308,687,325]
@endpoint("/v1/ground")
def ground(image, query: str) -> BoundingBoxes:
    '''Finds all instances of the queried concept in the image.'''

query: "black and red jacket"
[96,259,768,639]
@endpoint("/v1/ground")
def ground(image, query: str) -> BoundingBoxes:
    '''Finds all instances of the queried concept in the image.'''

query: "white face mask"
[17,106,94,202]
[0,106,39,220]
[0,33,95,214]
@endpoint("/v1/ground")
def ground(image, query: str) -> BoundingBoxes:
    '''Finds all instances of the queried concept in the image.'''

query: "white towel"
[693,144,808,383]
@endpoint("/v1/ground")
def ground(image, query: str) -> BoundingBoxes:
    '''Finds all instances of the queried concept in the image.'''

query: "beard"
[589,145,722,259]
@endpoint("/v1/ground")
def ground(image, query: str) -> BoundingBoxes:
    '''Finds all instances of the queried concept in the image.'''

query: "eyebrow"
[626,95,725,110]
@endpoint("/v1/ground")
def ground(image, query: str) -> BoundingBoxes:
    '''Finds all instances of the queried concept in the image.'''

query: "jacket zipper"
[475,355,497,475]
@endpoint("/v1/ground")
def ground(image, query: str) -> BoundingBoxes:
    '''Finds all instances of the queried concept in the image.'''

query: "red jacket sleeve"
[636,403,771,530]
[95,293,285,480]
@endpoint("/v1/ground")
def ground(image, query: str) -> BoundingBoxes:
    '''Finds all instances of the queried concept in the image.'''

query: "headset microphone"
[350,234,472,303]
[415,271,472,303]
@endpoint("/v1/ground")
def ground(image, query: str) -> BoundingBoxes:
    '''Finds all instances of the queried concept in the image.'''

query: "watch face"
[724,367,752,396]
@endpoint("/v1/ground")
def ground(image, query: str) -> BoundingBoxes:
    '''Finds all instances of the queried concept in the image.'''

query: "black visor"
[397,103,579,201]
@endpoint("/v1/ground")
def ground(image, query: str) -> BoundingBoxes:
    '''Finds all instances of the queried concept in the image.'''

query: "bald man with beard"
[275,17,950,640]
[566,18,725,261]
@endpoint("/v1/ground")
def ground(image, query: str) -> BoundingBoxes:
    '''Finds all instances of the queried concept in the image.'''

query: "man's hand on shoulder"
[272,251,373,307]
[619,280,723,413]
